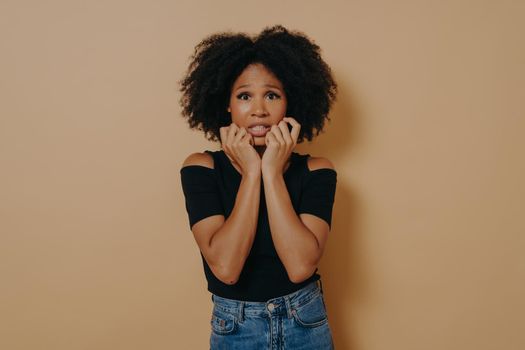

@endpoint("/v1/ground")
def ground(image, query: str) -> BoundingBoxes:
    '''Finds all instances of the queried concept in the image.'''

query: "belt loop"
[284,296,293,319]
[318,279,324,294]
[238,301,245,323]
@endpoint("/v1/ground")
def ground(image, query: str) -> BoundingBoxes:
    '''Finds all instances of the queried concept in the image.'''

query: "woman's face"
[227,63,287,146]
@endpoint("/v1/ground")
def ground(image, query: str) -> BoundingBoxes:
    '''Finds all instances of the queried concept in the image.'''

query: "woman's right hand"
[219,123,261,176]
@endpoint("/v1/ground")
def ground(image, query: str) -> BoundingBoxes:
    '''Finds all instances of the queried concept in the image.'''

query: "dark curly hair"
[178,25,337,144]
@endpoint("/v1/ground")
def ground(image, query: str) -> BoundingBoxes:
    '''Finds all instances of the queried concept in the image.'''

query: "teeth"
[250,125,268,131]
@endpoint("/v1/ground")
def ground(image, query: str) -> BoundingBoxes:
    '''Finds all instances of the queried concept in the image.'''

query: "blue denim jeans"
[210,280,334,349]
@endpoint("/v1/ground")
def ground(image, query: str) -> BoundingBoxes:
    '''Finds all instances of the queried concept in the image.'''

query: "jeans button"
[267,303,275,312]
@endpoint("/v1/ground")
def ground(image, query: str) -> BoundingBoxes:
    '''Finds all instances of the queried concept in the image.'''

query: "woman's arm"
[183,152,261,285]
[263,156,334,283]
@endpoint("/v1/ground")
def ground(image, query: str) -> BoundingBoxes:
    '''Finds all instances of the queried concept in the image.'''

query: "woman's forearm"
[263,174,321,283]
[208,173,261,284]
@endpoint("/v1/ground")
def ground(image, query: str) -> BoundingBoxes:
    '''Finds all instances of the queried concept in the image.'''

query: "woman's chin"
[253,137,266,147]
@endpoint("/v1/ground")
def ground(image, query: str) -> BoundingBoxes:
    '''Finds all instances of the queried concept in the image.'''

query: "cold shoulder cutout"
[180,152,223,229]
[181,151,215,169]
[179,149,337,301]
[306,156,335,171]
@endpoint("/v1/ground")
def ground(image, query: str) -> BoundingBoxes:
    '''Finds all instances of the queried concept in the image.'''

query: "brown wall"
[1,0,524,349]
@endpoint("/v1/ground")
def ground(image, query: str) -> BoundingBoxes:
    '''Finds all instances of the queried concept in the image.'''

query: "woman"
[179,25,338,349]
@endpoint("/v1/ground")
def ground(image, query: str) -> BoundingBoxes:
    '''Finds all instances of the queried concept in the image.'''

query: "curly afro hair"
[178,24,337,144]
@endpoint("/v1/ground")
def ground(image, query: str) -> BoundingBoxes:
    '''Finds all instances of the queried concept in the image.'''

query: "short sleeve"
[180,165,224,230]
[298,169,337,229]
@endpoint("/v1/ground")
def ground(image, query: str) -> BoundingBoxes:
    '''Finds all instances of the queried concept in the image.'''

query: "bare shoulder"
[181,152,214,169]
[306,156,335,171]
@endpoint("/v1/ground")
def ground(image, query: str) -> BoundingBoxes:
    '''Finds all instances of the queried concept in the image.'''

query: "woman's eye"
[236,92,280,100]
[267,92,280,100]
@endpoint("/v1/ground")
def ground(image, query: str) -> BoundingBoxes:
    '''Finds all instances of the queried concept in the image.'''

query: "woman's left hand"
[261,117,301,178]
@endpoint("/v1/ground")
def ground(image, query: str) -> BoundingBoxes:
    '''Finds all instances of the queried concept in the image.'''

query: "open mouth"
[248,125,270,137]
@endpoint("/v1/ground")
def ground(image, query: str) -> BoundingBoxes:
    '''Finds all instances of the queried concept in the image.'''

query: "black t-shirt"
[180,149,337,301]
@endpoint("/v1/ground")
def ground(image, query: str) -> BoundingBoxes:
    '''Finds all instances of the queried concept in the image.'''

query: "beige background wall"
[1,0,524,349]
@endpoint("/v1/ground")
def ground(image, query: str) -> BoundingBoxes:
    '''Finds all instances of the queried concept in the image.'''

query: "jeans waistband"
[211,280,324,321]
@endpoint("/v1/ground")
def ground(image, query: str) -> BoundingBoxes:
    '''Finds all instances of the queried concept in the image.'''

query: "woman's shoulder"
[304,154,335,172]
[181,150,215,169]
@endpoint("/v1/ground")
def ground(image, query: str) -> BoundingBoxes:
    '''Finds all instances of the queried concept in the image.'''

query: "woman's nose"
[252,99,269,116]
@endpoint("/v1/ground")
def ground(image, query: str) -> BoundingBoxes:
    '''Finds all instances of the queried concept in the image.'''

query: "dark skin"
[222,123,294,175]
[183,62,335,284]
[224,63,294,176]
[210,63,331,283]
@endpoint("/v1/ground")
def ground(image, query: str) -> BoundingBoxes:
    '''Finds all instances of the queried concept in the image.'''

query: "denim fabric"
[210,280,334,349]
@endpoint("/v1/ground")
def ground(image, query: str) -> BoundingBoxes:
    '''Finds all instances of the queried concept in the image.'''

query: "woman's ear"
[227,107,231,112]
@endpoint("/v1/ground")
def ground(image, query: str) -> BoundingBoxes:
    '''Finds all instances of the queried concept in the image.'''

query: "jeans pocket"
[292,293,328,328]
[210,307,237,335]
